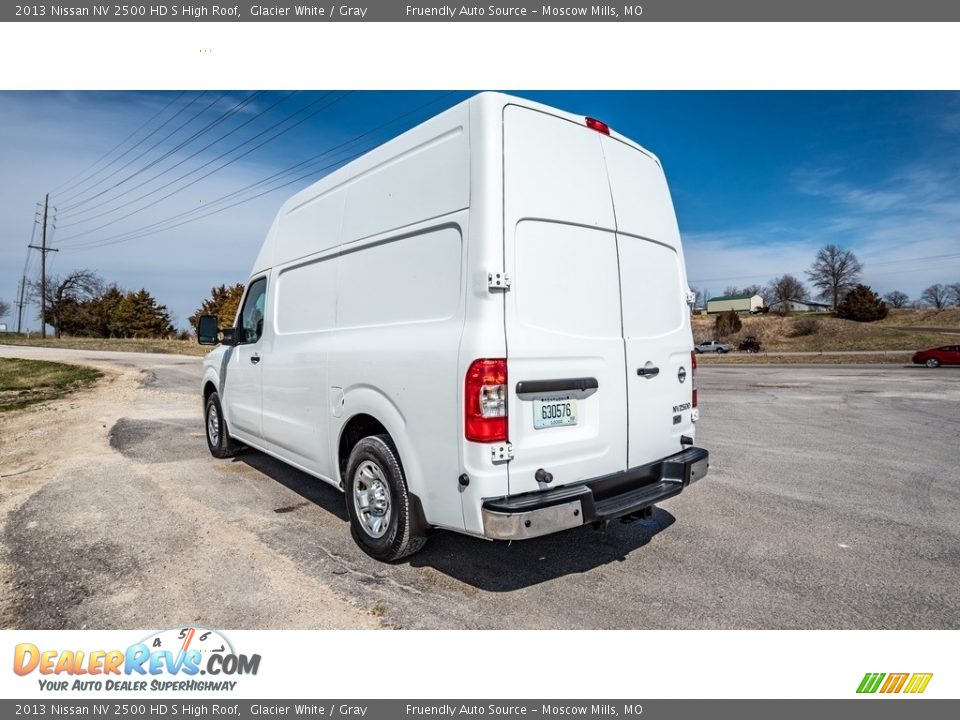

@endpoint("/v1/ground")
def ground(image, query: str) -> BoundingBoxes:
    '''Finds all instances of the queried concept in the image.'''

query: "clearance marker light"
[585,117,611,135]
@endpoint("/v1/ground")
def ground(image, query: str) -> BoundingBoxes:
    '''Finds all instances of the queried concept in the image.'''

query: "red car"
[912,345,960,368]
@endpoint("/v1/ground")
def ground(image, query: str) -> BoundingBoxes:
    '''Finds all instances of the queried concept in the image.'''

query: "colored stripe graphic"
[857,673,885,693]
[903,673,933,694]
[880,673,909,693]
[857,672,933,694]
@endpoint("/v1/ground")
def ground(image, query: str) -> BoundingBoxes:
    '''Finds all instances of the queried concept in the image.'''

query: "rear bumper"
[481,447,709,540]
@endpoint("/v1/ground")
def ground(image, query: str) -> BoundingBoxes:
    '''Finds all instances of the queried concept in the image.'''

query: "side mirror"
[198,315,219,345]
[198,316,237,346]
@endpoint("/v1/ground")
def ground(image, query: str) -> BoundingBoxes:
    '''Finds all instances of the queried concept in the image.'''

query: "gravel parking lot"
[1,346,958,629]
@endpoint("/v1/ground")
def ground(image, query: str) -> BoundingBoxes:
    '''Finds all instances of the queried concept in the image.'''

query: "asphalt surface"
[2,345,958,629]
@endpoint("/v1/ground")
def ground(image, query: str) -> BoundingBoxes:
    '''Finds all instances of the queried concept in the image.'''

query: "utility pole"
[28,193,57,339]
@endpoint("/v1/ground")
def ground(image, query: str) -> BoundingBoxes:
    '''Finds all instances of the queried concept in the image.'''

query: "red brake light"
[465,359,508,442]
[585,117,610,135]
[691,351,698,408]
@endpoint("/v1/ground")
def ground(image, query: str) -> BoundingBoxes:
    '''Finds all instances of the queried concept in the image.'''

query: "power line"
[57,91,349,244]
[49,91,187,197]
[60,91,458,253]
[59,91,288,227]
[58,91,227,212]
[53,91,193,205]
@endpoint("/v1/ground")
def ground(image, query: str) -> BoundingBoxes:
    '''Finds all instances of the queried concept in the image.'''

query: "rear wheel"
[205,392,240,458]
[345,434,426,561]
[926,358,940,368]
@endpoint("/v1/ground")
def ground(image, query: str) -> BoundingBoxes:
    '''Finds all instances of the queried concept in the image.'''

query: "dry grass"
[0,335,208,357]
[874,307,960,329]
[697,352,914,365]
[0,358,103,412]
[693,309,959,353]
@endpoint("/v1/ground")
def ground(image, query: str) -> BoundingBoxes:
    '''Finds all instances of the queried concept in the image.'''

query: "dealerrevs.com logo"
[13,627,261,692]
[857,673,933,694]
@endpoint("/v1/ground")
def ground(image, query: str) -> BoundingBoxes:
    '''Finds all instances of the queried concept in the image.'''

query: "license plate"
[533,397,578,429]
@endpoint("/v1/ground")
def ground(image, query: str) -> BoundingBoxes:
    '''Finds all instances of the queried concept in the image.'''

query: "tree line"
[692,244,960,319]
[20,269,175,339]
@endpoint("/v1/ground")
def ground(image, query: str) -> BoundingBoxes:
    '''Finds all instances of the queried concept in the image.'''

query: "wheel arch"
[336,411,429,534]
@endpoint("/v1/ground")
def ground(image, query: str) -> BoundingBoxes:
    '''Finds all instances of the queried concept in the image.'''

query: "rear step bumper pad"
[481,447,709,540]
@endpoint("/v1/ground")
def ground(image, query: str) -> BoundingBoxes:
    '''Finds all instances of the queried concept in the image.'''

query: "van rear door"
[502,105,628,495]
[502,104,695,496]
[601,137,696,468]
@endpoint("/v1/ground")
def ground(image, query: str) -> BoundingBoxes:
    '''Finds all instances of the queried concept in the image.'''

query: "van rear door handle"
[250,354,261,365]
[637,366,659,377]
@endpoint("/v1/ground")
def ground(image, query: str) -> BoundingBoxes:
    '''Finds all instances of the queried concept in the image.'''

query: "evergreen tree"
[189,283,245,331]
[836,284,888,322]
[110,289,174,338]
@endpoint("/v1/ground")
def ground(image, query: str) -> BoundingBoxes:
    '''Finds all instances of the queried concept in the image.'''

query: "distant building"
[706,293,764,314]
[769,298,833,313]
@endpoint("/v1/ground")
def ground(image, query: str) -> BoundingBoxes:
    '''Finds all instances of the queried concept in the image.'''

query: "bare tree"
[947,283,960,307]
[0,298,10,319]
[883,290,909,309]
[741,283,772,305]
[768,274,809,315]
[28,269,104,338]
[806,244,863,309]
[921,283,950,310]
[722,285,741,297]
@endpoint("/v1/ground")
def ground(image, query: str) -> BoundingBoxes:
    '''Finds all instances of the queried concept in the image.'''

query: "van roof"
[252,92,662,274]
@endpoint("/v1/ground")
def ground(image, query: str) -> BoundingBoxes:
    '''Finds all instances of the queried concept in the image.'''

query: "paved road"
[1,345,958,629]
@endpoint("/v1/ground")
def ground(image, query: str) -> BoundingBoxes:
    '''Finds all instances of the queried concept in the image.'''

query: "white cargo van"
[198,92,709,561]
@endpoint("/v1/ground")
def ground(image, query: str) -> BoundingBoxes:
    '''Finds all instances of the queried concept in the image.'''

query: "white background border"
[1,17,957,701]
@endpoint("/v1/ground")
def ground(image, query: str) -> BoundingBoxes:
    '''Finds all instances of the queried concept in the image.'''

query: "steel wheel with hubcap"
[352,460,392,539]
[204,391,240,458]
[344,434,427,561]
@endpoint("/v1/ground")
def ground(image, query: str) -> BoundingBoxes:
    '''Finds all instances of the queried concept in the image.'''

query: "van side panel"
[259,253,338,478]
[340,127,468,245]
[328,218,468,531]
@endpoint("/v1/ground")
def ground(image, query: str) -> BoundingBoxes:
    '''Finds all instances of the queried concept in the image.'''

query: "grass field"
[0,358,103,412]
[693,308,960,353]
[0,334,208,357]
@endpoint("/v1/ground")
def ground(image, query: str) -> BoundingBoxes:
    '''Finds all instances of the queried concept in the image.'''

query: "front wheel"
[345,435,426,561]
[205,392,241,458]
[926,358,940,368]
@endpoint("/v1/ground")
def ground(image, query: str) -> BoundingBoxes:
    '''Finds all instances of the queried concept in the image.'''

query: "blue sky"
[1,90,958,329]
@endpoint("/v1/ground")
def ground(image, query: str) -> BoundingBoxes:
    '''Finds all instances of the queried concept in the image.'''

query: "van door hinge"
[488,271,511,290]
[490,442,513,464]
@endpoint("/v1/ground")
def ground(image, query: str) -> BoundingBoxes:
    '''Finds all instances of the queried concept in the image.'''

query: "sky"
[1,90,959,330]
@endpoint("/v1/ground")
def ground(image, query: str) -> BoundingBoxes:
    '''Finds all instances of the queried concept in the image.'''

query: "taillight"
[465,359,508,442]
[585,117,611,135]
[691,350,698,408]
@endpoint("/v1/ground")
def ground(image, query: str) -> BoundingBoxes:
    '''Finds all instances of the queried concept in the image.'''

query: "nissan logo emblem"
[678,366,687,383]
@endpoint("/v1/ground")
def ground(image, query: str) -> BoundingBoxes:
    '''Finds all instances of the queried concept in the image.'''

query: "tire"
[719,348,728,354]
[925,358,940,368]
[344,434,427,561]
[205,392,241,459]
